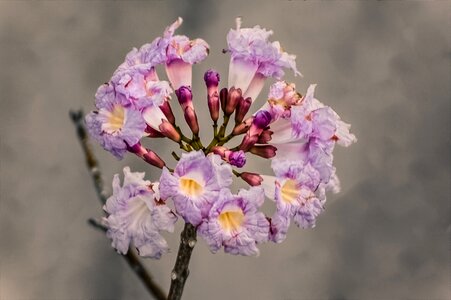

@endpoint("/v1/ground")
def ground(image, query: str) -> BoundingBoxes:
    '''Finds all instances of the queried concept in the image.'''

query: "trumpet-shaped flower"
[85,83,146,159]
[227,18,301,101]
[159,151,233,225]
[103,167,177,258]
[273,159,324,228]
[198,187,269,256]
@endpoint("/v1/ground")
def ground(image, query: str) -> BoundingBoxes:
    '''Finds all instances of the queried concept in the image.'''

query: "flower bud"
[175,86,193,111]
[127,142,166,168]
[204,69,220,88]
[220,87,228,112]
[159,120,181,142]
[232,117,253,135]
[143,150,166,169]
[159,101,176,125]
[257,129,273,144]
[227,150,246,168]
[249,145,277,159]
[208,91,220,122]
[235,97,252,124]
[240,172,263,186]
[205,70,220,123]
[225,87,242,115]
[212,146,227,157]
[145,125,165,138]
[239,134,259,152]
[253,110,272,129]
[184,106,199,135]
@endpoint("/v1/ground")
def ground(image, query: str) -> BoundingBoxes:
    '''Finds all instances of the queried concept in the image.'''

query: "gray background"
[0,1,449,299]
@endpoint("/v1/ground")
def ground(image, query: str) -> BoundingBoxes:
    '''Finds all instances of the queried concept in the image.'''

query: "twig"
[69,110,108,205]
[167,223,197,300]
[88,219,167,300]
[70,109,167,300]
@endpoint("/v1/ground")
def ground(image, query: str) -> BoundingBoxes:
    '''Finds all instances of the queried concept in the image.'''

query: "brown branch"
[69,110,108,205]
[70,109,167,300]
[167,223,197,300]
[88,219,167,300]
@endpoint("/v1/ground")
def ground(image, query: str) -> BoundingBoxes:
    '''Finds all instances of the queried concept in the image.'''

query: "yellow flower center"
[281,179,301,204]
[218,209,244,232]
[106,105,125,133]
[179,177,203,197]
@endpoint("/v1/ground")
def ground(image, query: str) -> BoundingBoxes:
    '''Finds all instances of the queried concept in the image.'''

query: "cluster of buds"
[86,17,356,257]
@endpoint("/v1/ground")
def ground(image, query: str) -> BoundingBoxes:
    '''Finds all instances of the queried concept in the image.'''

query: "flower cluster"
[87,17,356,257]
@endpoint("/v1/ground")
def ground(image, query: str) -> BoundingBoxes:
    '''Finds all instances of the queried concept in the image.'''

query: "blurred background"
[0,1,449,299]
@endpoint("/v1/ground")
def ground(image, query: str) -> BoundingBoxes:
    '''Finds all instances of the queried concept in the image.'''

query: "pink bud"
[127,142,166,168]
[212,146,227,158]
[239,133,259,152]
[158,120,181,142]
[145,125,165,138]
[249,145,277,158]
[225,87,242,115]
[240,172,263,186]
[219,88,228,112]
[232,117,253,135]
[204,69,220,88]
[235,97,252,124]
[184,106,199,135]
[143,150,166,169]
[208,91,220,122]
[159,101,175,125]
[257,129,273,144]
[175,86,193,111]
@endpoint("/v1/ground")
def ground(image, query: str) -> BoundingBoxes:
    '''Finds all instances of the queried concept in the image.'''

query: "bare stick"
[69,110,107,205]
[167,223,197,300]
[88,219,167,300]
[70,109,166,300]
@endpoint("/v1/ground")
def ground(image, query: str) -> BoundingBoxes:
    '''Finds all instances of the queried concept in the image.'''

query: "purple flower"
[85,83,146,159]
[265,81,302,121]
[271,159,324,229]
[198,187,269,256]
[159,151,233,225]
[163,18,210,89]
[226,18,301,101]
[112,70,172,110]
[103,167,177,258]
[290,84,357,145]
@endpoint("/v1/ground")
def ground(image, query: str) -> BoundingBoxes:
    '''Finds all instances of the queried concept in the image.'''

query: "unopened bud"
[235,97,252,124]
[127,142,147,157]
[225,87,242,115]
[219,88,228,112]
[175,86,193,111]
[240,172,263,186]
[239,133,259,152]
[257,129,273,144]
[184,106,199,135]
[143,150,166,169]
[232,117,253,135]
[253,110,272,129]
[249,145,277,159]
[145,125,165,138]
[227,150,246,168]
[212,146,227,158]
[159,101,175,125]
[159,120,181,142]
[204,69,220,88]
[208,91,220,122]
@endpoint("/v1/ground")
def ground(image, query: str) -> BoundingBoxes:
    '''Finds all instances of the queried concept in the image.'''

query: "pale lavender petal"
[103,167,176,259]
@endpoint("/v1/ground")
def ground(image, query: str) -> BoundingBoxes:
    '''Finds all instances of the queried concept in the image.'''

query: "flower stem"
[168,223,197,300]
